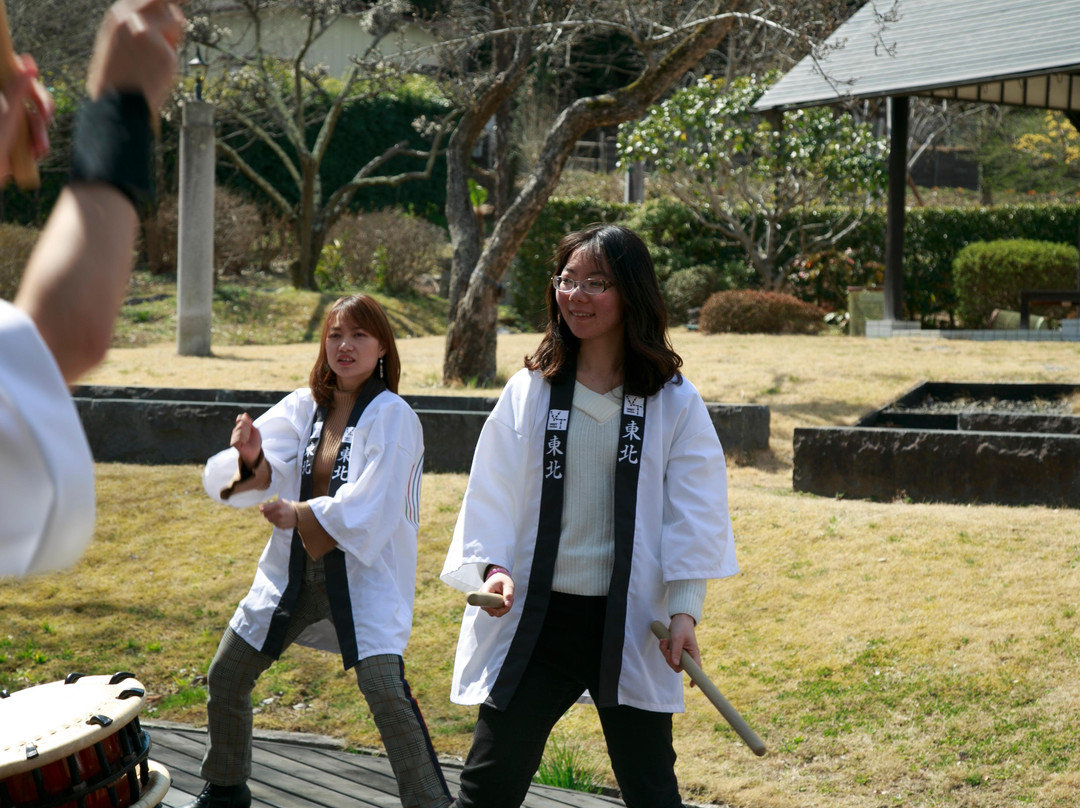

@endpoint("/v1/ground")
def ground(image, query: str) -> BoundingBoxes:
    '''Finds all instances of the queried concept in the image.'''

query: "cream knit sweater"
[551,382,706,622]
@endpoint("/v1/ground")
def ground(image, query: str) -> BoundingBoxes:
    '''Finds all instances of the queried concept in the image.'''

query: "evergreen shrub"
[663,265,721,325]
[952,239,1080,327]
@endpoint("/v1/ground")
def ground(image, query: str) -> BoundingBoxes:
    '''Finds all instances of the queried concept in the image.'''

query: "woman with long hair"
[187,295,450,808]
[441,224,739,808]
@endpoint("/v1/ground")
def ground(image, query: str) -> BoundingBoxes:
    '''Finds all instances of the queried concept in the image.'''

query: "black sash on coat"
[487,366,647,710]
[260,375,386,669]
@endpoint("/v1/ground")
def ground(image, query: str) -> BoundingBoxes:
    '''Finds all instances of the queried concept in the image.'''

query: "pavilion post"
[884,95,908,322]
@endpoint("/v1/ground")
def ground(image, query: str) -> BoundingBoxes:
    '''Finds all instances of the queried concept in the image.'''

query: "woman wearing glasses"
[441,224,738,808]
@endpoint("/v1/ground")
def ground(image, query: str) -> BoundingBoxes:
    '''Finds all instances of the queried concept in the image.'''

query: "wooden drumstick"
[466,591,505,608]
[0,0,38,189]
[651,620,766,756]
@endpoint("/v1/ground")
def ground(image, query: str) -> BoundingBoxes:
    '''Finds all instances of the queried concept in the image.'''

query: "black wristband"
[69,91,154,213]
[238,449,265,480]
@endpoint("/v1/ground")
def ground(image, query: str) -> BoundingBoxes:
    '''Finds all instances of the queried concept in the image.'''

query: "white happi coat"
[203,387,424,663]
[441,368,738,713]
[0,300,95,577]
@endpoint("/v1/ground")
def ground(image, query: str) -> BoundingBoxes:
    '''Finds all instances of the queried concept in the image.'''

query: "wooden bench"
[1019,289,1080,329]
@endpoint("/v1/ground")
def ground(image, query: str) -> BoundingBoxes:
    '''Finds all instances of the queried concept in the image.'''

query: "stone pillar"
[177,100,215,356]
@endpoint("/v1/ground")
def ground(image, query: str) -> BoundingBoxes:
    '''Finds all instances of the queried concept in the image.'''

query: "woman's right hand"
[480,571,514,618]
[230,412,262,468]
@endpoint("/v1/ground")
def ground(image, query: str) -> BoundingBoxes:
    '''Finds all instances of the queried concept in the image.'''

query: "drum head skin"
[0,674,147,775]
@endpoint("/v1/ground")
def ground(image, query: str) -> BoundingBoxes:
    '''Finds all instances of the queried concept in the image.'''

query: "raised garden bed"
[793,382,1080,507]
[72,385,770,472]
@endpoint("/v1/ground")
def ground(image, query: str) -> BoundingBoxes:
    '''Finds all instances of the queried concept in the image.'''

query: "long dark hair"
[309,295,401,406]
[524,224,682,397]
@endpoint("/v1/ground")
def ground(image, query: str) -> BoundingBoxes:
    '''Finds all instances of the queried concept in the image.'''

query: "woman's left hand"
[659,613,700,687]
[259,498,298,529]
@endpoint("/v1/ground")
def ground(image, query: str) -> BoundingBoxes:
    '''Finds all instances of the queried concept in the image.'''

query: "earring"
[378,356,385,380]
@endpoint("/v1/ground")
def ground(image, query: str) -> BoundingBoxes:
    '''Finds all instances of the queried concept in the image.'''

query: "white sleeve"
[0,301,95,577]
[660,388,738,582]
[441,372,536,592]
[202,390,309,508]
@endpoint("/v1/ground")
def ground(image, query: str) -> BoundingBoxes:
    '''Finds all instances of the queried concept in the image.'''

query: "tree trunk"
[142,210,165,274]
[444,215,524,384]
[443,262,501,385]
[446,134,484,315]
[295,162,318,290]
[442,98,518,386]
[145,126,169,274]
[493,100,513,219]
[442,12,742,385]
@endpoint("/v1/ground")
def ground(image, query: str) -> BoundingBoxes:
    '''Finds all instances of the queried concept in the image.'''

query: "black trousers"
[452,592,684,808]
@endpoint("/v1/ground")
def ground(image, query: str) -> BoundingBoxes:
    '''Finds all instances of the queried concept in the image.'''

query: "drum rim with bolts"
[0,673,146,774]
[0,673,169,808]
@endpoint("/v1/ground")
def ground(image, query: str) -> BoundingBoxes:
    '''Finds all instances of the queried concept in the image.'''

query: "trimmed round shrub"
[698,290,825,334]
[952,239,1079,327]
[0,223,40,301]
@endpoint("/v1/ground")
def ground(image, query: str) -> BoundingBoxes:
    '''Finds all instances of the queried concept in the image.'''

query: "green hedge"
[505,196,1080,328]
[217,87,449,222]
[0,223,40,300]
[0,168,69,228]
[0,83,449,230]
[622,197,746,279]
[952,239,1080,327]
[832,204,1080,323]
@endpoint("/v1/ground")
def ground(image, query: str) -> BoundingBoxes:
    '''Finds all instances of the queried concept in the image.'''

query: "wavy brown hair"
[524,224,682,397]
[309,295,401,407]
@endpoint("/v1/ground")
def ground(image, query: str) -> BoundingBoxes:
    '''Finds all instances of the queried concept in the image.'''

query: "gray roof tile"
[754,0,1080,111]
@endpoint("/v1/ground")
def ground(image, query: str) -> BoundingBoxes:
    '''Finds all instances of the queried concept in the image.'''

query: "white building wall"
[198,5,440,79]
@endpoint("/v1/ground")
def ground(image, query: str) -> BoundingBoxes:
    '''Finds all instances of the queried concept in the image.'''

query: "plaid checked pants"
[200,578,451,808]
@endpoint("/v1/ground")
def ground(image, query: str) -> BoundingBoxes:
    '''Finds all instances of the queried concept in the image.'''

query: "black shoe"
[178,783,251,808]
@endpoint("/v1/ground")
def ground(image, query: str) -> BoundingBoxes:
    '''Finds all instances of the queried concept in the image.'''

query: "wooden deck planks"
[145,724,626,808]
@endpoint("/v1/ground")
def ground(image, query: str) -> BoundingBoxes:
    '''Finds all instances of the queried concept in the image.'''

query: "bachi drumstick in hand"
[466,591,506,608]
[651,620,766,756]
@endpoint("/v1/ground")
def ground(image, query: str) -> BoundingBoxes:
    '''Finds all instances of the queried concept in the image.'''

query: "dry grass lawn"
[4,331,1080,808]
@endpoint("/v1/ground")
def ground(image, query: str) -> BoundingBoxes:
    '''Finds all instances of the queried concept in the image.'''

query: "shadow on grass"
[769,399,874,426]
[303,293,340,341]
[202,351,264,362]
[727,447,787,473]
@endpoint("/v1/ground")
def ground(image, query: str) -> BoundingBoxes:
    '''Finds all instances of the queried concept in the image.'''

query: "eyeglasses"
[551,275,616,295]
